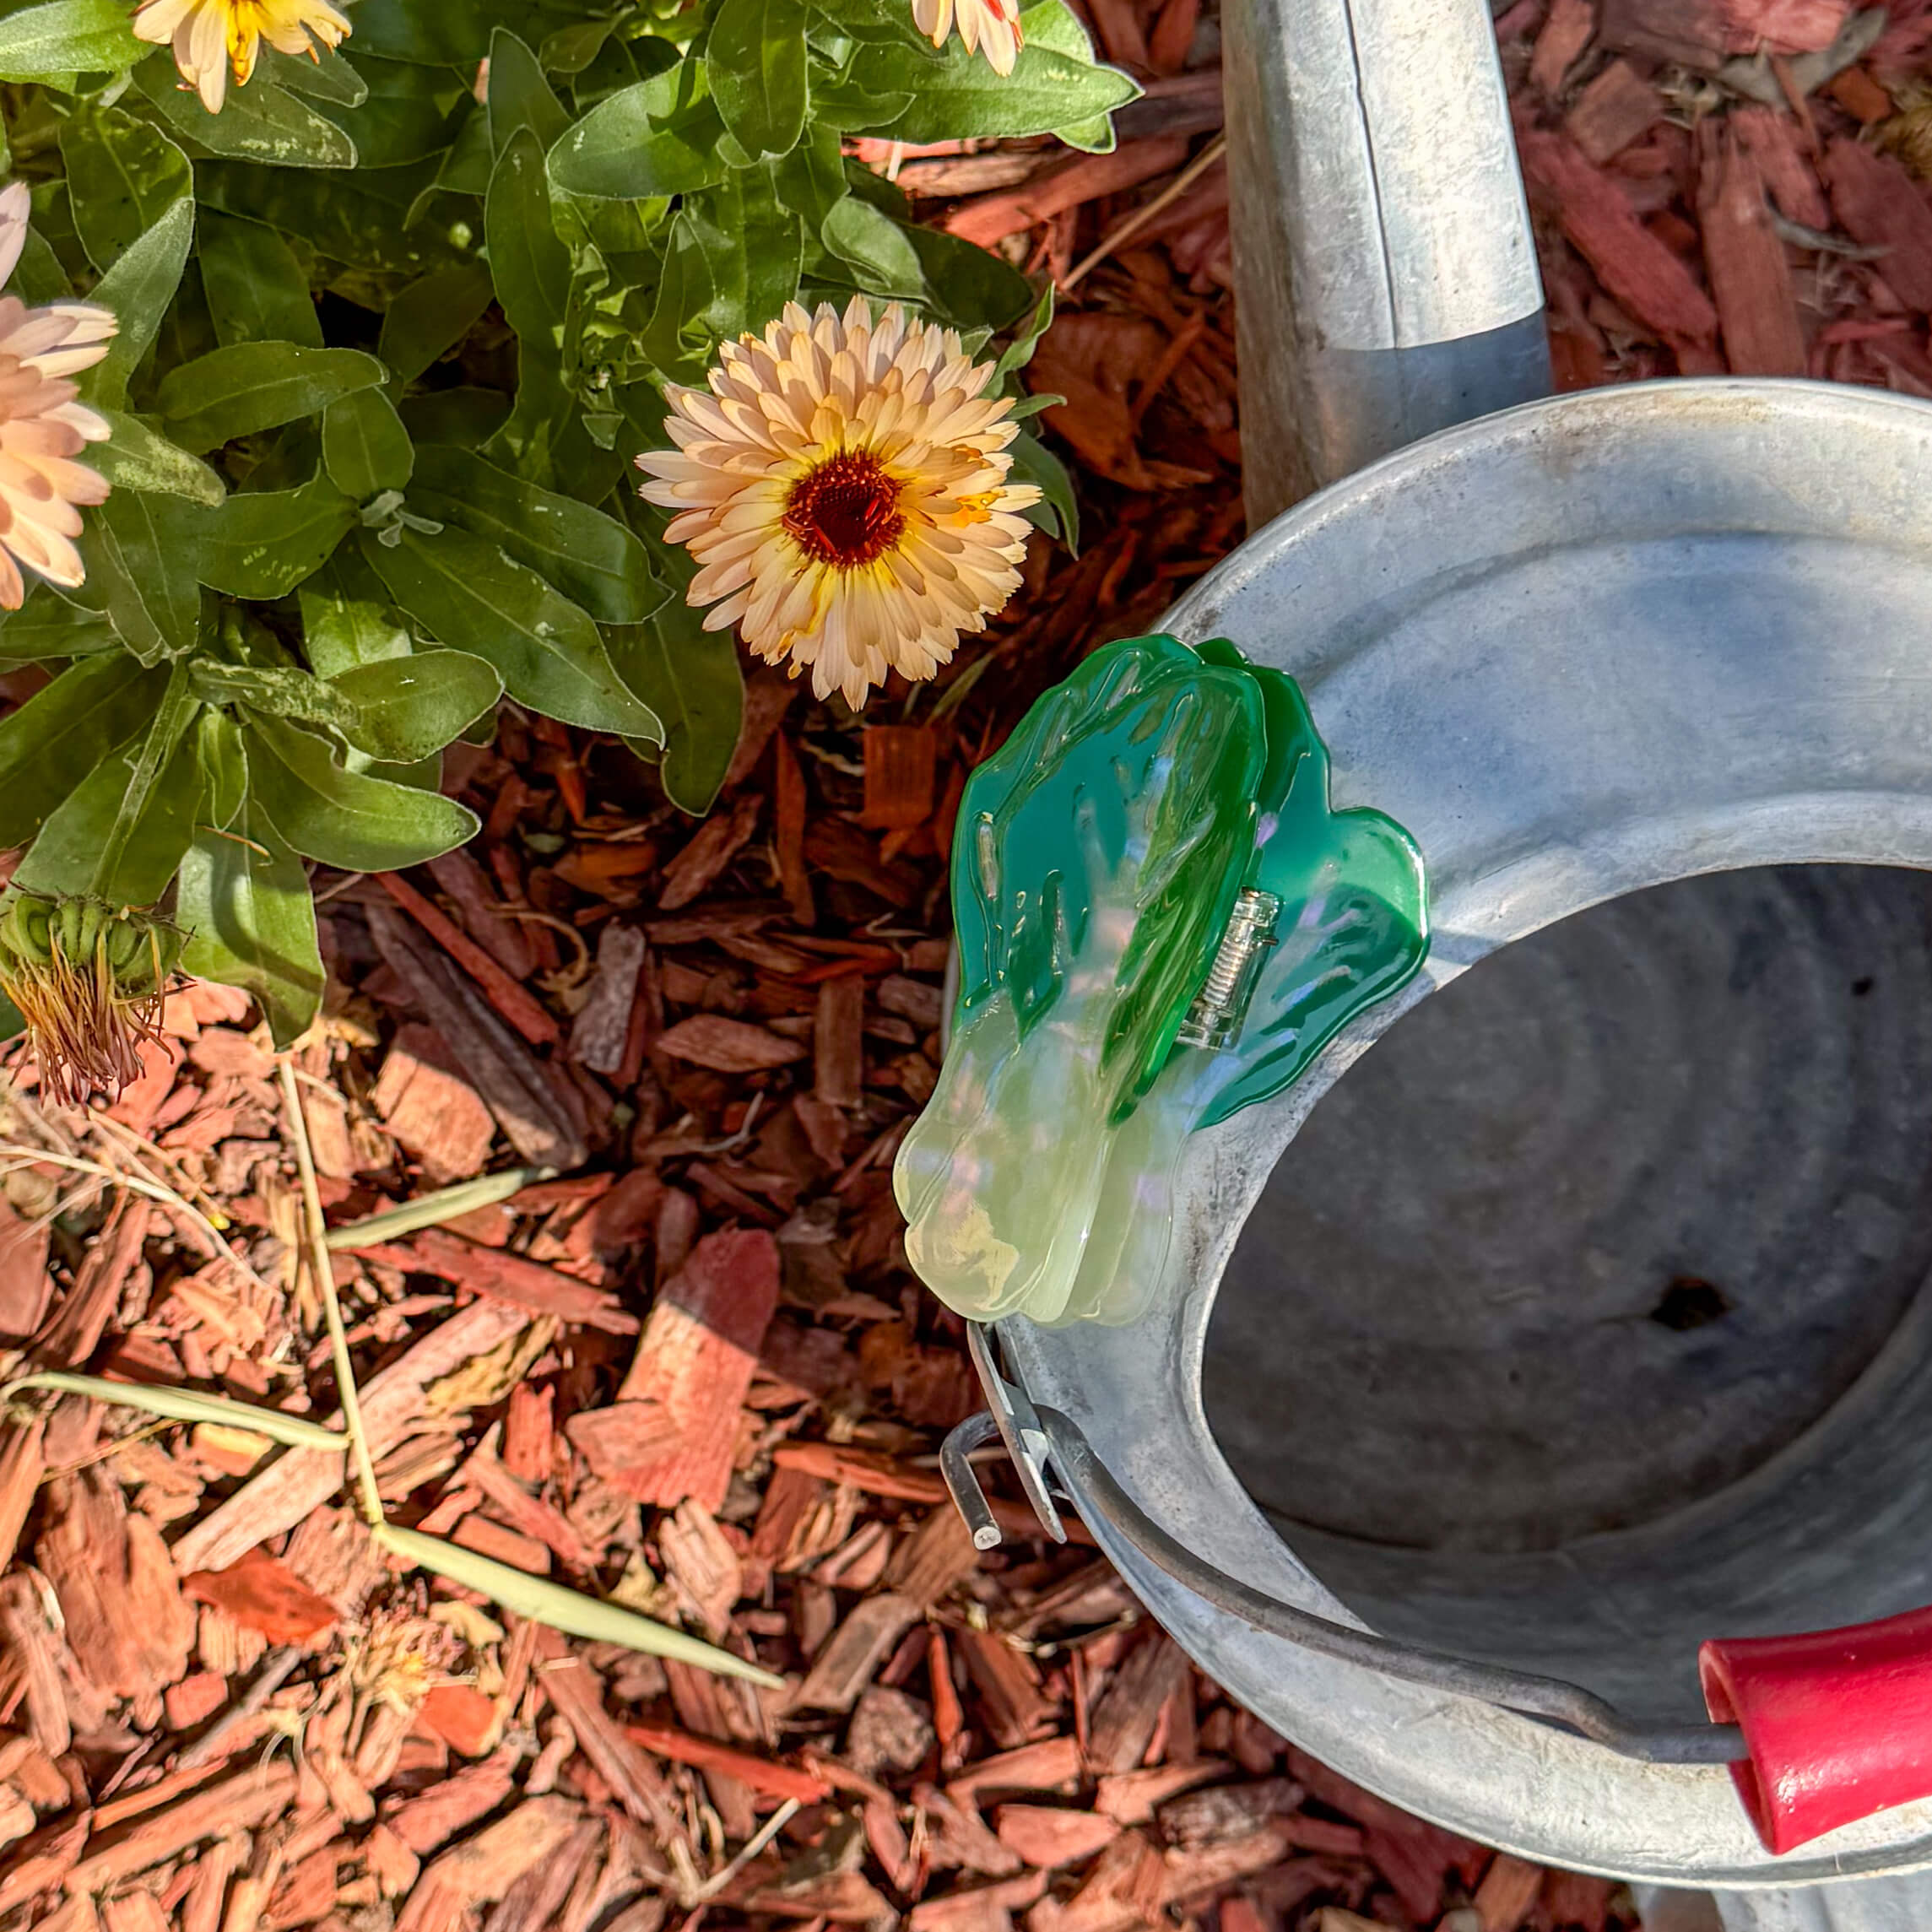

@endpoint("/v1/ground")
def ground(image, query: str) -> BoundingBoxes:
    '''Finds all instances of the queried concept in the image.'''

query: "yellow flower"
[636,297,1042,710]
[132,0,351,115]
[911,0,1024,73]
[0,896,184,1110]
[0,181,114,611]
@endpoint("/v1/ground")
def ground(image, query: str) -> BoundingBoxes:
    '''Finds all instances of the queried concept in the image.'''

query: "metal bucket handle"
[944,1328,1932,1853]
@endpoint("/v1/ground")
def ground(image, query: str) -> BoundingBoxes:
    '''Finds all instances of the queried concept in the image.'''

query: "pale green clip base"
[894,634,1428,1329]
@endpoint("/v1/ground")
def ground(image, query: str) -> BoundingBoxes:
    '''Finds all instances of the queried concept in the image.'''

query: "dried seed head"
[0,894,186,1109]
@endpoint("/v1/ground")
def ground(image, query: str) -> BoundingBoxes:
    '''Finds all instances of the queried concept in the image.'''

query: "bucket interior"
[1201,861,1932,1723]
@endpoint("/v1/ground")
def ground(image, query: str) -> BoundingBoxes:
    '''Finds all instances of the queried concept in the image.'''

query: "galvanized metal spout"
[1223,0,1553,525]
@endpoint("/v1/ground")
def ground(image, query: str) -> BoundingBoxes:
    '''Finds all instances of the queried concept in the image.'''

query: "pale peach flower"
[636,297,1042,711]
[0,181,115,611]
[133,0,351,115]
[912,0,1024,73]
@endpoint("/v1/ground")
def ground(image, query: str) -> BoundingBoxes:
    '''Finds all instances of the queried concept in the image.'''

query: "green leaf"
[196,160,469,279]
[997,283,1055,377]
[315,55,468,169]
[706,0,809,161]
[59,105,189,273]
[0,590,120,662]
[188,662,359,733]
[547,68,727,200]
[0,0,141,81]
[2,1371,351,1453]
[13,685,203,906]
[259,41,367,107]
[92,412,225,506]
[361,524,663,739]
[327,650,503,762]
[177,716,324,1045]
[901,219,1036,331]
[637,211,713,380]
[604,604,742,816]
[189,472,357,598]
[78,491,203,663]
[484,126,570,354]
[772,121,847,228]
[821,195,923,300]
[246,712,479,871]
[348,0,592,66]
[487,28,571,156]
[323,387,414,500]
[133,62,359,169]
[840,24,1138,141]
[408,445,661,625]
[744,169,806,334]
[323,1166,554,1247]
[198,211,322,348]
[1009,427,1078,551]
[377,264,495,392]
[157,343,385,452]
[79,198,193,410]
[397,387,510,449]
[299,549,414,677]
[0,654,168,850]
[373,1522,784,1682]
[11,226,72,306]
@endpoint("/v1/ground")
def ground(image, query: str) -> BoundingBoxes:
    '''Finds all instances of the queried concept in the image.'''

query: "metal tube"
[1224,0,1551,525]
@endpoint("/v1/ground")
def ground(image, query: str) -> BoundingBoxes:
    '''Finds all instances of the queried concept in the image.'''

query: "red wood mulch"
[4,0,1932,1925]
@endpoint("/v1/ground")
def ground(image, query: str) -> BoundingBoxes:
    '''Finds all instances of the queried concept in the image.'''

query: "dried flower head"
[0,895,185,1109]
[0,181,115,611]
[911,0,1024,73]
[347,1603,463,1716]
[637,297,1042,710]
[132,0,351,115]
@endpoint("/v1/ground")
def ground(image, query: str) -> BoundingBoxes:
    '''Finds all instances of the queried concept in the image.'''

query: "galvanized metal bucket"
[940,3,1932,1924]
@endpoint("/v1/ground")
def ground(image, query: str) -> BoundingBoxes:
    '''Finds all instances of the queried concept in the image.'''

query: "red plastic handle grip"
[1701,1606,1932,1854]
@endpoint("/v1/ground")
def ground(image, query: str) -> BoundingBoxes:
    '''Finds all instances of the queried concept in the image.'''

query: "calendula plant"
[0,0,1130,1092]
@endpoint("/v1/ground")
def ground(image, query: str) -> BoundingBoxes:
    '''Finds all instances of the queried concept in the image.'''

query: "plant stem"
[278,1057,382,1526]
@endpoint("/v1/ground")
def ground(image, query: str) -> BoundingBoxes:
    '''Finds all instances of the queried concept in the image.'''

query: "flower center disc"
[783,450,906,569]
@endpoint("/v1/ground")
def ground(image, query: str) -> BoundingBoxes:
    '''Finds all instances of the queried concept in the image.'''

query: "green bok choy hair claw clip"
[893,634,1430,1328]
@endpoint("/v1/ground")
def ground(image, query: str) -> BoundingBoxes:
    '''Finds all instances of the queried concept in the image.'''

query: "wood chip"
[814,976,866,1108]
[351,1228,636,1334]
[1475,1851,1548,1930]
[570,923,647,1074]
[39,1465,193,1713]
[1519,128,1719,344]
[1530,0,1594,95]
[63,1765,298,1892]
[377,871,560,1047]
[567,1228,779,1509]
[793,1592,922,1713]
[1823,133,1932,311]
[860,724,939,829]
[1085,1632,1188,1773]
[532,1632,681,1836]
[656,1013,809,1072]
[1565,58,1659,163]
[1731,102,1832,228]
[1697,121,1806,375]
[383,1749,520,1855]
[181,1548,338,1646]
[994,1804,1123,1867]
[172,1301,530,1574]
[393,1794,586,1932]
[366,902,587,1170]
[660,794,763,911]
